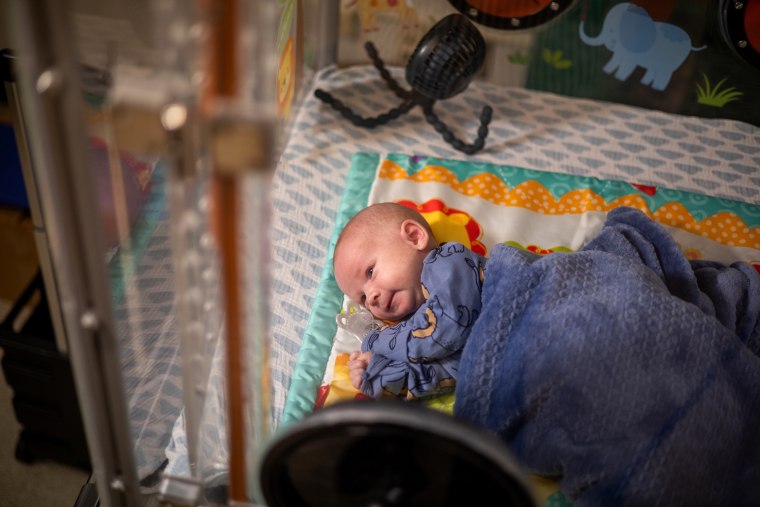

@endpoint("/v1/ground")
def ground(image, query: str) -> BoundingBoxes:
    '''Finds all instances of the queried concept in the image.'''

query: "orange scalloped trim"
[378,160,760,250]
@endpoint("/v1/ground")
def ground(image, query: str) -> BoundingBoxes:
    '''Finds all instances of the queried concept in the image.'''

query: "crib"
[2,0,759,506]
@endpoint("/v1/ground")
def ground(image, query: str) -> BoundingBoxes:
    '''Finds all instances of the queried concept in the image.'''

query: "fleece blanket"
[455,206,760,507]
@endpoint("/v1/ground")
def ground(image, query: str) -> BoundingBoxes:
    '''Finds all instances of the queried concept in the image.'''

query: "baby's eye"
[360,294,366,304]
[366,267,374,278]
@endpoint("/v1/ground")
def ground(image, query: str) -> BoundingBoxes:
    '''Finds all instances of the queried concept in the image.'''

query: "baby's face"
[334,223,427,322]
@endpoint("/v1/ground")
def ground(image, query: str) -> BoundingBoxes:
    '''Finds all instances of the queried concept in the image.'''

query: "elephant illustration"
[346,0,419,32]
[579,2,705,91]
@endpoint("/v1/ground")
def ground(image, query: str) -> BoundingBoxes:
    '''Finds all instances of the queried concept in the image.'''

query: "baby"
[333,202,486,398]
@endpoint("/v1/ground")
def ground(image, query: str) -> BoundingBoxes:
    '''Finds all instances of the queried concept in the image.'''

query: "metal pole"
[1,49,70,356]
[316,0,340,68]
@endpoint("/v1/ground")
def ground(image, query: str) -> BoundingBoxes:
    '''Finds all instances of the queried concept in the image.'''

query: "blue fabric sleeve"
[360,243,486,398]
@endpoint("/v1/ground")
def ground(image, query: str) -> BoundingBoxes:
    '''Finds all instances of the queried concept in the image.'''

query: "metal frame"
[5,1,141,505]
[1,49,69,356]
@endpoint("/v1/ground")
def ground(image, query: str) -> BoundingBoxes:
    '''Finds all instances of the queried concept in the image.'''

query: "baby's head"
[333,202,438,321]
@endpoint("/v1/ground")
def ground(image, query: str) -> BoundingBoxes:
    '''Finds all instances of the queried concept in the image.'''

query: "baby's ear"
[400,220,429,250]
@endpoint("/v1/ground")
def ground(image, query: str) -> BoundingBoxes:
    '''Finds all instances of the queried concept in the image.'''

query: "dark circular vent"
[405,14,486,101]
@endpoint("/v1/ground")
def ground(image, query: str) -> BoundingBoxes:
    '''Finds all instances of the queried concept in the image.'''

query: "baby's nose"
[366,290,380,307]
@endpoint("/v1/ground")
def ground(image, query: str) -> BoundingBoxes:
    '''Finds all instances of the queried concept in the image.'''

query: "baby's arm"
[359,352,459,398]
[348,351,373,390]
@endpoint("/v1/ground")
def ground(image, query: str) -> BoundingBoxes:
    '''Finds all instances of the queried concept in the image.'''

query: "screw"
[161,102,188,131]
[738,40,748,48]
[36,69,61,95]
[80,311,99,330]
[735,2,744,9]
[110,477,125,491]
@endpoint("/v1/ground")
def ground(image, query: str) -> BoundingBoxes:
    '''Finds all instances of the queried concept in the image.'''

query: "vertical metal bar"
[162,102,204,479]
[214,175,247,502]
[5,1,141,505]
[1,50,69,356]
[200,0,248,501]
[317,0,341,68]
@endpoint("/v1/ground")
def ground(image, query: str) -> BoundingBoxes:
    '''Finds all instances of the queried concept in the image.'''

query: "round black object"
[718,0,760,70]
[259,401,536,507]
[447,0,576,31]
[405,14,487,101]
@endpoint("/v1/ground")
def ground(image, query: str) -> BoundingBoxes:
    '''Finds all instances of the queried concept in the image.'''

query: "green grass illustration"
[696,74,743,107]
[508,52,531,65]
[542,49,572,70]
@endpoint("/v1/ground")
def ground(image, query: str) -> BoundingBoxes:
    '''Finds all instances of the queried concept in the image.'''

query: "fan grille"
[405,14,487,101]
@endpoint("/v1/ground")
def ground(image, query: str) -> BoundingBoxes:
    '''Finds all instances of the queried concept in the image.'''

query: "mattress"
[164,64,760,492]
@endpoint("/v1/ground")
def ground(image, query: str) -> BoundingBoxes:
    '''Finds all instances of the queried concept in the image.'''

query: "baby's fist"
[347,351,373,390]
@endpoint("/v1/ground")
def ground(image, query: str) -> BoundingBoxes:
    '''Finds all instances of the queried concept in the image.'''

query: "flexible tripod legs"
[313,42,492,154]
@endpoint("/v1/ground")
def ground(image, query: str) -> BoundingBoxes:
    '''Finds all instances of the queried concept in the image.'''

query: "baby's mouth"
[382,292,395,313]
[374,292,397,318]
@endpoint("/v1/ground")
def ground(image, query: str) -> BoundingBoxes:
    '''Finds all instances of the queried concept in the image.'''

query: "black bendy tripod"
[314,14,493,155]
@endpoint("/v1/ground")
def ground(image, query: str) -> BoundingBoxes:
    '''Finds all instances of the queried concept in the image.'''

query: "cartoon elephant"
[346,0,419,32]
[579,2,705,91]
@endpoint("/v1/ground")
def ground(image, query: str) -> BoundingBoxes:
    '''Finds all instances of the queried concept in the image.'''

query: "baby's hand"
[348,351,373,390]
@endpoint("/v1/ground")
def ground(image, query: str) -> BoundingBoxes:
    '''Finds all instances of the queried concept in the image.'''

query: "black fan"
[259,402,536,507]
[314,14,493,155]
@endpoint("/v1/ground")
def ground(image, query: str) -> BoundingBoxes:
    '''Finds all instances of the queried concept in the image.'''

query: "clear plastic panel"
[66,0,325,502]
[80,0,283,502]
[68,0,210,496]
[9,0,220,499]
[67,0,299,500]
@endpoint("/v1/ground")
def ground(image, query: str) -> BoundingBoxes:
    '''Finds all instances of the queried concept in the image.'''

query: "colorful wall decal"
[542,49,573,69]
[696,73,743,108]
[579,2,705,91]
[346,0,419,32]
[275,0,303,121]
[523,1,760,124]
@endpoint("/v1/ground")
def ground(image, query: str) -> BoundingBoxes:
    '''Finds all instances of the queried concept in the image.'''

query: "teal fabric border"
[107,161,168,305]
[281,152,381,426]
[390,154,760,226]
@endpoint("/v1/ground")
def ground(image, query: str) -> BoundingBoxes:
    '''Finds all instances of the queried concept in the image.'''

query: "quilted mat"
[285,151,760,421]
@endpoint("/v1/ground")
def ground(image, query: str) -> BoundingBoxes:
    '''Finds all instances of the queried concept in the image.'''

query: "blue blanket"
[454,207,760,507]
